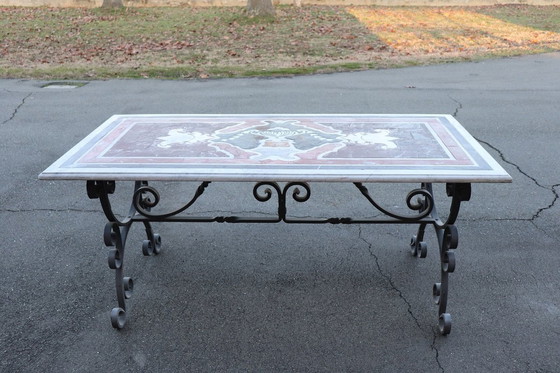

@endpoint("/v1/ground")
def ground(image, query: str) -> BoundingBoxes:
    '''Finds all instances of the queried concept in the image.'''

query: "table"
[39,114,512,335]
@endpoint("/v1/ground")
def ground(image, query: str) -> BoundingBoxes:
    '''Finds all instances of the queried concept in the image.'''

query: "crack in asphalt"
[357,225,444,372]
[448,95,463,118]
[475,138,559,225]
[0,208,100,213]
[2,92,32,125]
[448,95,558,225]
[431,331,444,373]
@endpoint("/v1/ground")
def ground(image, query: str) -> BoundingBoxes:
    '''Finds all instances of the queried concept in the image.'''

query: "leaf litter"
[1,5,559,79]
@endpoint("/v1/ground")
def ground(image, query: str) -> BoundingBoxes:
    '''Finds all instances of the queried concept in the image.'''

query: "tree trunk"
[246,0,275,17]
[101,0,124,8]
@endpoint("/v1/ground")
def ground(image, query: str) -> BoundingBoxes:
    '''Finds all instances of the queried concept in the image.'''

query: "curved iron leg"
[105,222,134,329]
[433,224,458,335]
[89,180,163,329]
[431,183,469,335]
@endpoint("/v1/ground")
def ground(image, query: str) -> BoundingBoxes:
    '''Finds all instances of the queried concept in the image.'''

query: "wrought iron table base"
[86,180,471,335]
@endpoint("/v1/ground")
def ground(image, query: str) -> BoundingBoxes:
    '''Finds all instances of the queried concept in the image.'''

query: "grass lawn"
[1,4,560,79]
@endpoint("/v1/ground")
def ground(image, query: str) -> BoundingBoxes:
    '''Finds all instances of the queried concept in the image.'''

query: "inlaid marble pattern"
[39,114,512,182]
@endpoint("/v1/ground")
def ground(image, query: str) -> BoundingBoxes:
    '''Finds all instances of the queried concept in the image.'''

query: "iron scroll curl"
[253,182,311,221]
[354,182,435,221]
[132,181,210,220]
[128,181,437,223]
[253,182,311,203]
[88,179,470,333]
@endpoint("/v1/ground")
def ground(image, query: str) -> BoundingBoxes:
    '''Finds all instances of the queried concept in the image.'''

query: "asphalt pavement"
[1,53,559,372]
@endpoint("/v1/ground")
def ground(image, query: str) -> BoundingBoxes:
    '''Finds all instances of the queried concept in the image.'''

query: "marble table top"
[39,114,512,183]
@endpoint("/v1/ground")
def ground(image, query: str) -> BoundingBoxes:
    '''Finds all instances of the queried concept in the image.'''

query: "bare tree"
[245,0,275,17]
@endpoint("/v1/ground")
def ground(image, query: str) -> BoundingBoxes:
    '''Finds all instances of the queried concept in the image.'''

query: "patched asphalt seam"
[2,93,32,125]
[357,225,444,372]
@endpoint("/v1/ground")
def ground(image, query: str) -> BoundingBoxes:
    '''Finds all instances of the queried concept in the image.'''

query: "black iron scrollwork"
[432,224,459,335]
[286,182,311,203]
[87,180,131,225]
[442,183,471,227]
[88,180,164,329]
[88,180,471,334]
[354,182,434,221]
[103,221,132,329]
[253,182,310,222]
[133,181,211,220]
[253,182,280,202]
[408,183,471,335]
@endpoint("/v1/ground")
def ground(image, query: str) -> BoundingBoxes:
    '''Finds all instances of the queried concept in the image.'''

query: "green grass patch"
[476,5,560,32]
[1,5,559,80]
